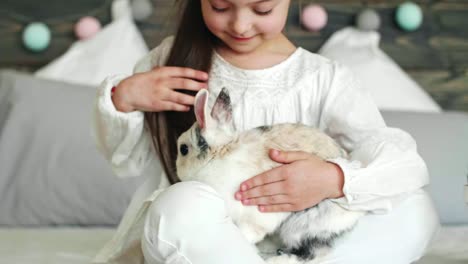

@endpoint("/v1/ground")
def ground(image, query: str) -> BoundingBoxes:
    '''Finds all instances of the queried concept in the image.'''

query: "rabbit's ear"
[210,87,232,126]
[194,89,210,130]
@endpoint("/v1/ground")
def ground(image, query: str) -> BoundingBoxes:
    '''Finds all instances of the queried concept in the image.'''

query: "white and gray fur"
[176,88,365,263]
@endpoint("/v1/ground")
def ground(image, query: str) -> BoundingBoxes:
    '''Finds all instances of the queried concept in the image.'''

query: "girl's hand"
[234,149,345,213]
[112,66,209,113]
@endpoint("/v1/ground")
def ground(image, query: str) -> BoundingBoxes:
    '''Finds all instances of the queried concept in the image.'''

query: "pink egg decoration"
[74,16,101,40]
[301,4,328,32]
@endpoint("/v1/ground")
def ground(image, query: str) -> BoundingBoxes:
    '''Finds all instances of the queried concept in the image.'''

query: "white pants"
[141,181,440,264]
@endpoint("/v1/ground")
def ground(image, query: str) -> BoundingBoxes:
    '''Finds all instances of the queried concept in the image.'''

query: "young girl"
[92,0,439,263]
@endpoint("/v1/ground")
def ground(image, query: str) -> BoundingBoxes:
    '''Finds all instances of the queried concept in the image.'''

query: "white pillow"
[319,27,441,112]
[34,0,148,86]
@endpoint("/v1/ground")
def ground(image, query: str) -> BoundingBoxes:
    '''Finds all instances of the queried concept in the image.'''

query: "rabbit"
[175,88,365,263]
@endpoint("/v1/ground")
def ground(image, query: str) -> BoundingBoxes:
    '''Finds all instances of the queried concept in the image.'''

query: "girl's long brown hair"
[145,0,216,184]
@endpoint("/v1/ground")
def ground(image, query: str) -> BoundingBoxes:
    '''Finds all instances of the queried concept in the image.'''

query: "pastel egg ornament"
[22,22,51,52]
[356,8,381,31]
[74,16,102,40]
[395,2,423,32]
[301,4,328,32]
[131,0,153,22]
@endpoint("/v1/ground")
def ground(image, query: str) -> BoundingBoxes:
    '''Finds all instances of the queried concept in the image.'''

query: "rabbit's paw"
[265,254,302,264]
[238,223,267,244]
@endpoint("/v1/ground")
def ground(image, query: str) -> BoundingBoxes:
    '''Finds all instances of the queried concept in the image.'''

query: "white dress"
[91,36,435,263]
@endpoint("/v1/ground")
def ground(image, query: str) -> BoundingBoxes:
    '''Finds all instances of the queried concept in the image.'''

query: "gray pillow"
[0,70,146,226]
[381,110,468,224]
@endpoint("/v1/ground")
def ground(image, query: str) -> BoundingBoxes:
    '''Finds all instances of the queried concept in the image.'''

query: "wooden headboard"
[1,0,467,111]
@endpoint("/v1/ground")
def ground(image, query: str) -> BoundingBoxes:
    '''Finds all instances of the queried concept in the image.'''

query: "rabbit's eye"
[180,144,189,156]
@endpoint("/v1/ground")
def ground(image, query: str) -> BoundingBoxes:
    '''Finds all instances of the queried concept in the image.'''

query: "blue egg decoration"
[22,22,51,52]
[395,2,423,32]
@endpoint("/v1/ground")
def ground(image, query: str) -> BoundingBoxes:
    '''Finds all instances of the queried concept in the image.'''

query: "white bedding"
[0,228,114,264]
[414,225,468,264]
[0,226,466,264]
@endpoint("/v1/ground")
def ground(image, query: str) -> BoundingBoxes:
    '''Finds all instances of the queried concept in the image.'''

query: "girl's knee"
[327,190,440,264]
[147,181,228,231]
[375,190,441,263]
[401,191,441,261]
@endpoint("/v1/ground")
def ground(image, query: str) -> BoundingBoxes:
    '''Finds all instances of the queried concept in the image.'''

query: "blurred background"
[0,1,467,264]
[1,0,467,111]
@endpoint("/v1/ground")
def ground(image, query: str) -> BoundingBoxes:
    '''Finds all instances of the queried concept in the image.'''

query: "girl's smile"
[231,35,255,42]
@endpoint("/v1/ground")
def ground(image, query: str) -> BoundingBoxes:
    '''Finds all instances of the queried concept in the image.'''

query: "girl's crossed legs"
[142,181,439,264]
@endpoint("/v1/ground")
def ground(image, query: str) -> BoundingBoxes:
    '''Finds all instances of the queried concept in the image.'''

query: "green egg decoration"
[395,2,423,32]
[22,22,51,52]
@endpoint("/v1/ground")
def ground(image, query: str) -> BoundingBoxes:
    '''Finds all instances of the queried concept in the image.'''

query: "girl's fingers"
[156,66,209,81]
[140,88,193,112]
[241,194,289,206]
[239,166,286,192]
[158,101,191,112]
[236,181,286,200]
[270,150,311,164]
[166,77,208,91]
[167,90,196,105]
[259,204,296,213]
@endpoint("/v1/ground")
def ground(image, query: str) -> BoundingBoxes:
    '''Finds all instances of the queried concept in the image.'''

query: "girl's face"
[201,0,291,54]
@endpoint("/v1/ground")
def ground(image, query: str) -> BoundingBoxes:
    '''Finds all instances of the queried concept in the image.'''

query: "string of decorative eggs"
[20,0,152,52]
[301,1,423,32]
[20,0,423,52]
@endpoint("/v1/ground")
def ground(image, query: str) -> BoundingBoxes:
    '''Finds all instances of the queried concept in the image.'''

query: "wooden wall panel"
[0,0,467,111]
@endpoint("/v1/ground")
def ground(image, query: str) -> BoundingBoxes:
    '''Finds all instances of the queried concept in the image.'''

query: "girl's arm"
[235,62,426,214]
[319,62,429,213]
[92,74,152,178]
[91,37,174,178]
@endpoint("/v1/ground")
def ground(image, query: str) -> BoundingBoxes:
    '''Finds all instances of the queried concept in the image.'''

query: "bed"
[0,226,467,264]
[1,0,467,264]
